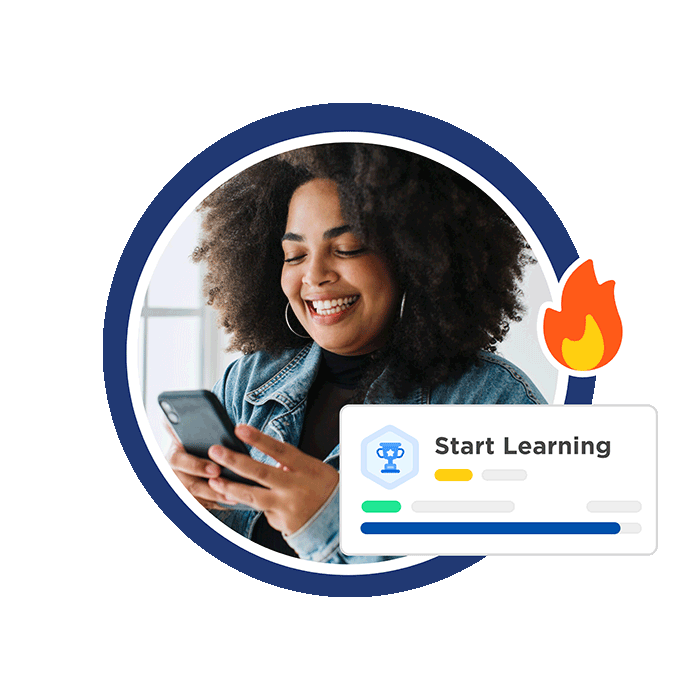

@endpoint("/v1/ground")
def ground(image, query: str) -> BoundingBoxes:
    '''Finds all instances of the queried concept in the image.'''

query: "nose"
[302,253,339,288]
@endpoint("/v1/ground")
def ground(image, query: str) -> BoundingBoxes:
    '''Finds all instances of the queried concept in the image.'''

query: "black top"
[251,349,372,558]
[317,348,373,389]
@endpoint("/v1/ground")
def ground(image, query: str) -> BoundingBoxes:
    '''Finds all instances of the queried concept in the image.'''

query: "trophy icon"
[377,442,405,473]
[361,425,418,489]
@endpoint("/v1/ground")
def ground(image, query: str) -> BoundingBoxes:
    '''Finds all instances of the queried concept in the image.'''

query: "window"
[138,209,236,451]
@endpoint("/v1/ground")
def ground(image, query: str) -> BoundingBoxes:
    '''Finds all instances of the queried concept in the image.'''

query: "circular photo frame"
[103,103,595,597]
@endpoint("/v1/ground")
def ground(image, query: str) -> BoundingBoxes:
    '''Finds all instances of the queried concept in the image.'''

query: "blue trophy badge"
[361,425,418,489]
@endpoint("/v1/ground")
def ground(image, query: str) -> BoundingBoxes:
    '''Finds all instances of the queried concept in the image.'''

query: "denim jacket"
[212,342,545,564]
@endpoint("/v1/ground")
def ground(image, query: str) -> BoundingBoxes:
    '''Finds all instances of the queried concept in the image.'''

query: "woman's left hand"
[207,424,339,536]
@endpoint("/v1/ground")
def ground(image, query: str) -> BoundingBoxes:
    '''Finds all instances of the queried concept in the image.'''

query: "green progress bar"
[362,500,402,513]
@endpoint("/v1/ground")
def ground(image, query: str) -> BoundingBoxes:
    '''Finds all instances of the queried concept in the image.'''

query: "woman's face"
[281,178,400,356]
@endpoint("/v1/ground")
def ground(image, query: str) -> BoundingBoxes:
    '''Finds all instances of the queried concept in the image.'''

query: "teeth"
[310,295,359,315]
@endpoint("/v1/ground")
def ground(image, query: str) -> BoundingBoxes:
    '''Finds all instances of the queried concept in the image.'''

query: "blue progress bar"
[361,522,621,535]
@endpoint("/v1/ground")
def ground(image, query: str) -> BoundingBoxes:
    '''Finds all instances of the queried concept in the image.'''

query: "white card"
[340,405,657,555]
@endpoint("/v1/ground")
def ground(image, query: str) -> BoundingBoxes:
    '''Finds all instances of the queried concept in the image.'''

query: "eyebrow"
[282,225,352,242]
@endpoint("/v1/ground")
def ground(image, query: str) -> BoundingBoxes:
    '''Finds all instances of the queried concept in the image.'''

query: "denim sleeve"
[283,485,396,564]
[211,374,230,418]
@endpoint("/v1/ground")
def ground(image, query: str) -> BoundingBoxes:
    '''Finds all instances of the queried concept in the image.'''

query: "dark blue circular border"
[104,104,594,597]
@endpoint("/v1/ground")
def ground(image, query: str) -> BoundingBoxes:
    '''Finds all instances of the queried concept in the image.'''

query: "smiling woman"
[281,179,400,356]
[167,143,546,564]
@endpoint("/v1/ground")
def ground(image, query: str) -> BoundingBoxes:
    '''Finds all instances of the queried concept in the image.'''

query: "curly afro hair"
[193,143,533,397]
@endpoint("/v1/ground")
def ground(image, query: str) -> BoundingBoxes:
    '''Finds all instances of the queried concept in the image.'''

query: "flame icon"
[542,260,622,372]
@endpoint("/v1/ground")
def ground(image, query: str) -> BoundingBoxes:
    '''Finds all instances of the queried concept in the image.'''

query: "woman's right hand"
[166,429,228,510]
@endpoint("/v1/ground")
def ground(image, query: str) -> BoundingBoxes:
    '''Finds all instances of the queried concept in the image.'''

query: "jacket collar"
[244,342,427,407]
[245,344,321,410]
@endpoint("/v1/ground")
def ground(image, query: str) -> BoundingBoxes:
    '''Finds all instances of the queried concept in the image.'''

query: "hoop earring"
[285,302,310,338]
[399,292,406,321]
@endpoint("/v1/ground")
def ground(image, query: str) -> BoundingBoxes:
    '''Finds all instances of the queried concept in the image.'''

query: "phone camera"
[160,401,179,424]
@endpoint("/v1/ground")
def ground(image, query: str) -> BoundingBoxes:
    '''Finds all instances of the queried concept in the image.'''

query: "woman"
[168,144,545,564]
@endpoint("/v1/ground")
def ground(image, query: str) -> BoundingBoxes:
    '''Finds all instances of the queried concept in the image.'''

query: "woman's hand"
[206,424,339,536]
[166,426,225,510]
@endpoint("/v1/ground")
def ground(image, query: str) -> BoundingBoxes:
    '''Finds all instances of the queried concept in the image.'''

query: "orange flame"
[543,260,622,372]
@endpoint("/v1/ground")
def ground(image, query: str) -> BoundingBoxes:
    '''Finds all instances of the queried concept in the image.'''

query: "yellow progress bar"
[434,469,473,481]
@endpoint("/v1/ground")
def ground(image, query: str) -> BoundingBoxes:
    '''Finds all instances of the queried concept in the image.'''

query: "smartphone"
[158,389,259,487]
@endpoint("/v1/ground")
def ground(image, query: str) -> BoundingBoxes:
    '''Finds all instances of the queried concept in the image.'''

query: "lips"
[304,294,360,323]
[307,295,359,316]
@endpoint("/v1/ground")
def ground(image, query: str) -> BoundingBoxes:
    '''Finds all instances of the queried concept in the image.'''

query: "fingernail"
[210,445,224,459]
[205,465,218,476]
